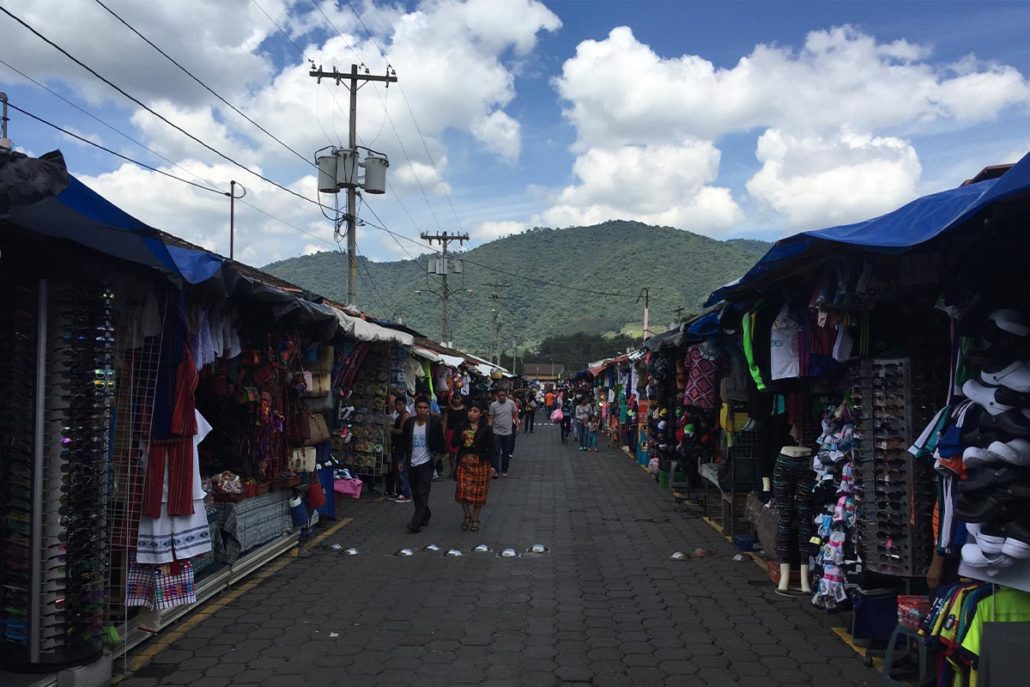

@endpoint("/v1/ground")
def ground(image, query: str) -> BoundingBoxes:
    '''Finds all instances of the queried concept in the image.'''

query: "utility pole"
[420,231,470,344]
[484,282,509,365]
[310,64,397,306]
[637,287,651,341]
[225,180,245,260]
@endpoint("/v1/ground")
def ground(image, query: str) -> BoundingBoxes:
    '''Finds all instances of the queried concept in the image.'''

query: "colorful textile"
[454,453,491,505]
[126,560,196,611]
[142,438,194,517]
[682,344,725,411]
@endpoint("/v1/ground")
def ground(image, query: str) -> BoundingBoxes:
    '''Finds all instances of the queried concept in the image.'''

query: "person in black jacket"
[451,404,495,532]
[400,397,445,533]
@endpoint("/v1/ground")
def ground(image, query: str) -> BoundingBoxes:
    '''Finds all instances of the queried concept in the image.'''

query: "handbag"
[307,478,326,509]
[550,408,563,422]
[289,447,317,472]
[304,371,331,397]
[305,412,330,446]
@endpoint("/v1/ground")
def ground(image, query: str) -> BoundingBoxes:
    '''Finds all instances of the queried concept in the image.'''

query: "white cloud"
[78,161,336,266]
[538,142,743,235]
[472,111,521,163]
[746,130,922,228]
[553,25,1030,149]
[473,220,523,241]
[549,23,1030,235]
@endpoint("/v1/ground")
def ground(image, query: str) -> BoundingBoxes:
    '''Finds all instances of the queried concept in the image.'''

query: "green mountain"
[263,220,769,358]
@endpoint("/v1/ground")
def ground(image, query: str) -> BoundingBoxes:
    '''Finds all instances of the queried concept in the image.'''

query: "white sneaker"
[982,360,1030,393]
[963,379,1013,416]
[987,438,1030,467]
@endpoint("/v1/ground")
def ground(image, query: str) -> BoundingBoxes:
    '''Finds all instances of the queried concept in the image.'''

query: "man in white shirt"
[400,398,445,533]
[488,388,519,478]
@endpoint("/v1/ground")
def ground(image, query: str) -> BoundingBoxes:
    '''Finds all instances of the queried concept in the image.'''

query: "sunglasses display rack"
[0,283,42,664]
[337,346,391,476]
[0,280,114,670]
[851,357,942,577]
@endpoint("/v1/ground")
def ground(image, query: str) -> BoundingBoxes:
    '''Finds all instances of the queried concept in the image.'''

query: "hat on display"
[987,309,1029,337]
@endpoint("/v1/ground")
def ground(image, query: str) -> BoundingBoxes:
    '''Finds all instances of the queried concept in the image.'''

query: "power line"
[5,100,340,252]
[92,0,312,166]
[251,0,343,148]
[343,0,466,234]
[306,0,446,232]
[6,101,223,195]
[0,5,322,209]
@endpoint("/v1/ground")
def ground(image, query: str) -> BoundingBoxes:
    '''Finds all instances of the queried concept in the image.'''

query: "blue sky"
[2,0,1028,290]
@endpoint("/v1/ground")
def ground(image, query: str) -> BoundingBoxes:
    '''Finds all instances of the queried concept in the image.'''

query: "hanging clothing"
[770,303,801,381]
[682,343,725,411]
[136,411,213,565]
[126,560,197,611]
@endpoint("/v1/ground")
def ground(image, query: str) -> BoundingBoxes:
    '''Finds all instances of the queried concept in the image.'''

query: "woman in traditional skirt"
[452,404,495,531]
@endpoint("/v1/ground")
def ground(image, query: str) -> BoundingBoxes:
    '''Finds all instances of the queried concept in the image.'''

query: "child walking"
[586,414,599,452]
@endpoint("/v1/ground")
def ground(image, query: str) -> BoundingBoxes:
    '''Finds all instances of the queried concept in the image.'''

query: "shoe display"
[957,465,1027,494]
[961,542,1013,571]
[978,407,1030,438]
[987,438,1030,467]
[962,379,1013,416]
[981,359,1030,393]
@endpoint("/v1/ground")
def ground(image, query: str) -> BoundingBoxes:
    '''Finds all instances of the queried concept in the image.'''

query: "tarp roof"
[706,152,1030,306]
[332,307,414,345]
[1,152,223,284]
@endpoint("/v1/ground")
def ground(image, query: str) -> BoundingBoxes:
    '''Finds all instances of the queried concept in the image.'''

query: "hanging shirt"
[410,422,431,466]
[770,303,801,380]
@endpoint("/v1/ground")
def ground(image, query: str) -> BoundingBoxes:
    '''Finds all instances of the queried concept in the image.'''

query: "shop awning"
[1,151,224,285]
[706,151,1030,306]
[643,324,686,351]
[412,347,443,363]
[332,307,414,345]
[439,354,467,369]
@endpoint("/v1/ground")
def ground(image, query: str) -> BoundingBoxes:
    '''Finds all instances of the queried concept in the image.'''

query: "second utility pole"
[421,231,469,344]
[484,282,509,365]
[310,63,397,306]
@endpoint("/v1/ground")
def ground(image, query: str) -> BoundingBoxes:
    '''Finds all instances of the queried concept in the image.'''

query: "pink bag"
[334,478,363,500]
[550,408,563,422]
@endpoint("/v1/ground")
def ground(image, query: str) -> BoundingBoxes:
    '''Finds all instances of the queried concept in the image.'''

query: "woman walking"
[442,392,468,478]
[453,404,495,532]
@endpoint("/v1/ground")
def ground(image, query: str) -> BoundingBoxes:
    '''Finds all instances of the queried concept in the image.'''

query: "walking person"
[399,398,445,533]
[488,388,519,478]
[442,392,468,479]
[522,392,536,434]
[544,388,556,423]
[453,403,495,532]
[586,414,600,452]
[389,396,412,503]
[559,399,573,443]
[574,396,592,450]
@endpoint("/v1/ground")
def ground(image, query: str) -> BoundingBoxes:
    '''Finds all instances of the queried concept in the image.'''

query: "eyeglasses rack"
[851,357,941,577]
[0,280,113,669]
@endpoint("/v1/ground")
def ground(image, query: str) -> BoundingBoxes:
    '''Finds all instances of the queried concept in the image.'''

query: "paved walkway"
[119,420,880,687]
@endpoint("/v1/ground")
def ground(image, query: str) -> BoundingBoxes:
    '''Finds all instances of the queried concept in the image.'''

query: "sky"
[2,0,1029,290]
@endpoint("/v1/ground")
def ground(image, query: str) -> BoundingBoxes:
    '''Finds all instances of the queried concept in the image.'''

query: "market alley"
[117,425,880,687]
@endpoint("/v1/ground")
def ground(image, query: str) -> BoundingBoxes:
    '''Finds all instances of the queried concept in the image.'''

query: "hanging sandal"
[470,521,480,532]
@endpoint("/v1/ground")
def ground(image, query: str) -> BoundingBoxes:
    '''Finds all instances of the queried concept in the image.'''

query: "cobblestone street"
[119,423,880,687]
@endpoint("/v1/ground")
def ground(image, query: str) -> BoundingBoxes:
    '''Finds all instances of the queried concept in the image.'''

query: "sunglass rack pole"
[29,279,47,665]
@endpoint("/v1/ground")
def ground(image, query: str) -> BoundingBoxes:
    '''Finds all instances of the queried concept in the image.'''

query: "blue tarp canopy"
[2,153,224,284]
[706,152,1030,306]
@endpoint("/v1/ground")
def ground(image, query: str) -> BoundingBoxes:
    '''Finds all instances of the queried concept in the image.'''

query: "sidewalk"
[118,423,880,686]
